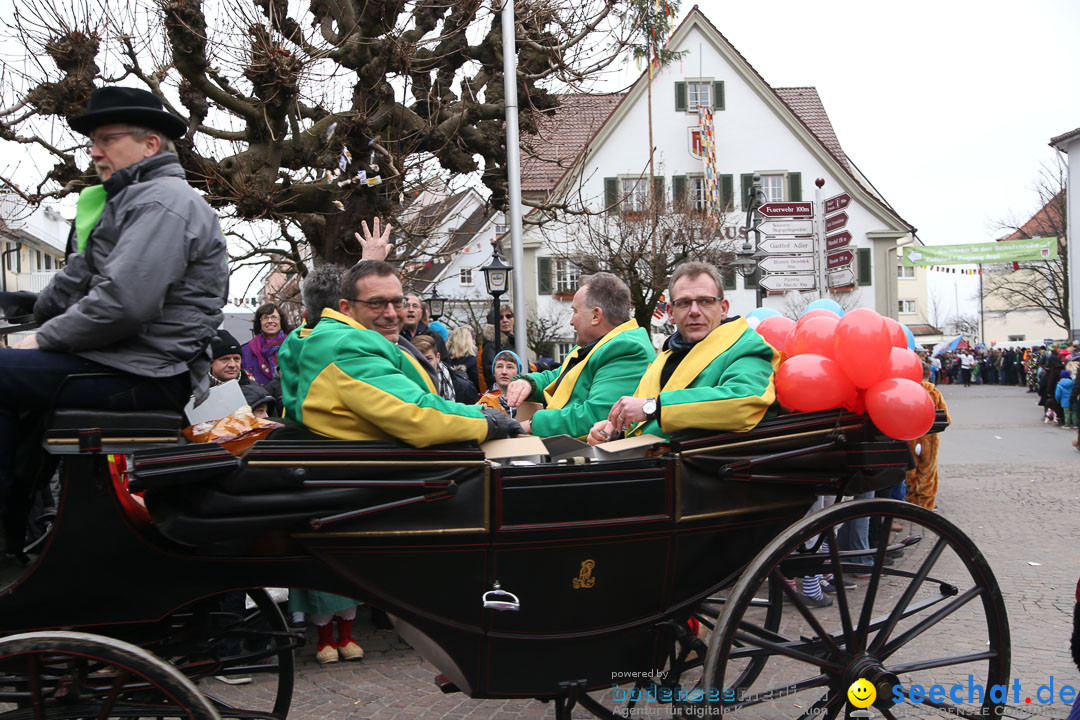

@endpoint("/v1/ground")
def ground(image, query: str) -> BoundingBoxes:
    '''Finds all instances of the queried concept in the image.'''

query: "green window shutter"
[538,256,553,295]
[740,174,754,210]
[675,81,687,112]
[652,176,665,207]
[604,177,618,214]
[745,267,759,289]
[720,174,734,210]
[713,81,725,111]
[788,172,802,201]
[722,267,736,291]
[672,175,687,209]
[857,248,872,286]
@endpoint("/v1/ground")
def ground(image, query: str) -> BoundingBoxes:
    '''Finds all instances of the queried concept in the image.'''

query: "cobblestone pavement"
[210,384,1078,719]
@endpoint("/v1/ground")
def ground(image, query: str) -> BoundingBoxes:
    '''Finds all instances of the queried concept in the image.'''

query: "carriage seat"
[135,426,488,546]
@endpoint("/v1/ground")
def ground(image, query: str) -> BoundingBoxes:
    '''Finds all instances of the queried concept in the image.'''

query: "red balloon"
[776,354,857,412]
[834,308,891,389]
[796,308,840,332]
[865,378,935,441]
[784,328,798,358]
[791,316,839,359]
[756,316,796,354]
[883,317,907,349]
[882,347,922,383]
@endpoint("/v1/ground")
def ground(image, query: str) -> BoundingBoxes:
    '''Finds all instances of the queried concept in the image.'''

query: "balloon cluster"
[745,300,933,441]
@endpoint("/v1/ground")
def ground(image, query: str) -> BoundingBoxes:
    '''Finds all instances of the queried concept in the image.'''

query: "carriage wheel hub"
[843,654,899,707]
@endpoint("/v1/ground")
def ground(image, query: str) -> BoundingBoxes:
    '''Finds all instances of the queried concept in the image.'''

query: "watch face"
[643,398,657,415]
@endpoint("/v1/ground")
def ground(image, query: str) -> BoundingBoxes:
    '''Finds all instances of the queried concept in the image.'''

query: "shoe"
[799,593,833,608]
[890,521,903,532]
[822,579,856,594]
[338,640,364,661]
[315,644,340,664]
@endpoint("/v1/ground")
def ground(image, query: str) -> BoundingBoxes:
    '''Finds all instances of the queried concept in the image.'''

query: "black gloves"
[483,408,524,441]
[0,291,37,323]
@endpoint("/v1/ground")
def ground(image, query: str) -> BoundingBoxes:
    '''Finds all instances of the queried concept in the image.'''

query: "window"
[495,224,508,236]
[898,300,916,314]
[897,264,915,279]
[620,177,648,212]
[688,81,711,111]
[558,342,574,361]
[760,175,784,202]
[459,268,474,286]
[857,248,872,286]
[1008,334,1025,341]
[688,176,706,211]
[555,259,579,294]
[675,80,725,112]
[44,255,52,270]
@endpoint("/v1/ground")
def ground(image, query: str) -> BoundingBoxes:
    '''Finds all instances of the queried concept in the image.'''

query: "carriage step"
[434,674,460,694]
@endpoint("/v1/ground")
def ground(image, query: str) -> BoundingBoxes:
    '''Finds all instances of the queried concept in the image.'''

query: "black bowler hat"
[69,86,187,139]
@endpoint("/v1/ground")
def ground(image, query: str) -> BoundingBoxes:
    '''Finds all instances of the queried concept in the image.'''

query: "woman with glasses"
[479,304,519,392]
[242,302,293,387]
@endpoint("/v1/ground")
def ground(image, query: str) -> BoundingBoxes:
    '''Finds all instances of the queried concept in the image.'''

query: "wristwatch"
[642,397,659,421]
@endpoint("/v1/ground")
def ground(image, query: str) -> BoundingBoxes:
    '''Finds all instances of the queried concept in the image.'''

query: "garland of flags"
[697,105,722,223]
[928,267,984,274]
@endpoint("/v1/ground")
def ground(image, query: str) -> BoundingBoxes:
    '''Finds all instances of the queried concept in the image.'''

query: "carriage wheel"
[139,589,297,720]
[702,499,1010,719]
[0,630,220,719]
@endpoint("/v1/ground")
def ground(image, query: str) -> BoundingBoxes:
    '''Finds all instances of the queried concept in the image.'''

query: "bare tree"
[525,304,568,360]
[0,0,639,275]
[780,290,864,320]
[983,161,1069,333]
[949,313,980,338]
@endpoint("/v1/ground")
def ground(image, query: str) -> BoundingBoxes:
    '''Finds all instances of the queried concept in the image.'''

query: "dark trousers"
[0,349,189,512]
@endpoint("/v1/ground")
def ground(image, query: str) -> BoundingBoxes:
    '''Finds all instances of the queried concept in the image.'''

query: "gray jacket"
[35,154,228,398]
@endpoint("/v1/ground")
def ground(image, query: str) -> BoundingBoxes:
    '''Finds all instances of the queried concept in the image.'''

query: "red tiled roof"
[520,94,624,192]
[1002,190,1065,242]
[774,87,851,174]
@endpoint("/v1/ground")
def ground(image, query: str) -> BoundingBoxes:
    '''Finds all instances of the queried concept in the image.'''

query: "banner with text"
[901,237,1058,266]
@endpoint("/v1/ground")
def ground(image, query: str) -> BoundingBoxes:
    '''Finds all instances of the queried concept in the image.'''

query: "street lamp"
[481,244,512,356]
[736,174,767,308]
[424,287,446,323]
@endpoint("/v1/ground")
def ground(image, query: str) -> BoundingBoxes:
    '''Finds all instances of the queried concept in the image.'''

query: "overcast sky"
[653,0,1080,321]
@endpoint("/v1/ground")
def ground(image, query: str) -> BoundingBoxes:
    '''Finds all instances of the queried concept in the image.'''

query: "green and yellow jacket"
[630,317,778,439]
[525,320,655,438]
[279,309,489,447]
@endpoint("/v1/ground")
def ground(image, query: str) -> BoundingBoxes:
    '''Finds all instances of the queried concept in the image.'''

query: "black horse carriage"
[0,383,1008,720]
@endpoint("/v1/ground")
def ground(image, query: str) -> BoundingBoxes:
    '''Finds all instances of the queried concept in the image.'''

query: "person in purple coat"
[242,302,292,386]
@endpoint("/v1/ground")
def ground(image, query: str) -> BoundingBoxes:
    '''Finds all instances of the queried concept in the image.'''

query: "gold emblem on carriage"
[572,559,596,589]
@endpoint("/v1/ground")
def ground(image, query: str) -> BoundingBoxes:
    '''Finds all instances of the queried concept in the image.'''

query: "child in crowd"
[477,349,523,418]
[1056,370,1075,429]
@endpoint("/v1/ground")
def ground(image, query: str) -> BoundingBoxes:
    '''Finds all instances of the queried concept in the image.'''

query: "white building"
[1051,126,1079,341]
[517,8,916,358]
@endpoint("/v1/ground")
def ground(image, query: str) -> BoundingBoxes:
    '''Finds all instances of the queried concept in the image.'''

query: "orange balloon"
[756,315,796,354]
[865,378,935,441]
[834,308,891,389]
[792,316,839,359]
[776,354,857,412]
[882,347,922,383]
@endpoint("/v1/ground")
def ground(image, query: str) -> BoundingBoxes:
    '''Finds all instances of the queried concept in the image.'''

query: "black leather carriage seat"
[135,425,488,546]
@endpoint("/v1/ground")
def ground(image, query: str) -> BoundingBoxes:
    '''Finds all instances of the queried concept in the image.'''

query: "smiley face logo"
[847,678,876,708]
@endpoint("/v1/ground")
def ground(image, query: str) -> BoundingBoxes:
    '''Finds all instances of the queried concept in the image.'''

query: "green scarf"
[75,185,107,254]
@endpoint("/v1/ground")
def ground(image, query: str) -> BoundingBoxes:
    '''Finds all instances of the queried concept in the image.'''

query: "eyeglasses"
[346,296,405,311]
[83,131,141,150]
[671,296,722,310]
[500,313,514,320]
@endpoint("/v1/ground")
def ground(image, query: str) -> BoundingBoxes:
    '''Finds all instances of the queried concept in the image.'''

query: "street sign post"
[760,274,816,292]
[824,192,851,214]
[826,231,852,252]
[826,249,854,270]
[758,255,816,273]
[758,237,814,254]
[827,268,855,288]
[825,212,848,233]
[759,219,814,236]
[759,201,813,218]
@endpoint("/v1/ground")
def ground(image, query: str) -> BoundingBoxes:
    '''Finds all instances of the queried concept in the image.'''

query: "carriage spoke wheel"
[137,589,297,720]
[0,630,221,719]
[702,499,1010,719]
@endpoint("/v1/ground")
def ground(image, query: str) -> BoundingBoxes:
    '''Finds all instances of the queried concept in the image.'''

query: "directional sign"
[759,219,813,236]
[759,201,813,218]
[824,192,851,215]
[759,274,816,292]
[758,255,815,273]
[827,268,855,288]
[826,231,852,252]
[825,212,848,233]
[826,249,854,270]
[759,237,814,255]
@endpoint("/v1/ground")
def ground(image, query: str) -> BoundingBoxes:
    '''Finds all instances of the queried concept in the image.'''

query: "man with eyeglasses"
[281,260,520,446]
[0,86,227,534]
[587,262,778,444]
[504,272,655,438]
